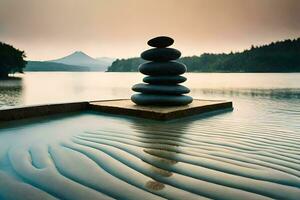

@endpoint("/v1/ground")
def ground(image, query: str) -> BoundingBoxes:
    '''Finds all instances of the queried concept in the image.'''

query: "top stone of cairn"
[147,36,174,48]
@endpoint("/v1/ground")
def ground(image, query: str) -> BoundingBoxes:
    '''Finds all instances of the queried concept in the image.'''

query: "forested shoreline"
[107,38,300,72]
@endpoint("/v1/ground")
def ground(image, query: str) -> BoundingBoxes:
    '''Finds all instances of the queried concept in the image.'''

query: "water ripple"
[0,109,299,199]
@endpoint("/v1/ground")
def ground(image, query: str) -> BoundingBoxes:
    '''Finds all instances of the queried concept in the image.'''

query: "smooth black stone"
[141,48,181,61]
[147,36,174,48]
[131,94,193,106]
[139,61,186,76]
[132,83,190,95]
[143,76,187,85]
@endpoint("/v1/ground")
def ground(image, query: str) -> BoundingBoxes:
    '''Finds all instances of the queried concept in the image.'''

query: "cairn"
[131,36,193,106]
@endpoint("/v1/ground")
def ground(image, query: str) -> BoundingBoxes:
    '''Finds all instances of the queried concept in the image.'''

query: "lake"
[0,72,299,199]
[1,72,300,108]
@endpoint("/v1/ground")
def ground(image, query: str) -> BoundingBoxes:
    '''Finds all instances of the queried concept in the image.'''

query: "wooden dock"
[0,99,233,122]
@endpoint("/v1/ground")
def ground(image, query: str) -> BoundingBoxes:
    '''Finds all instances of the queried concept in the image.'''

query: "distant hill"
[96,57,116,67]
[25,61,93,71]
[107,38,300,72]
[50,51,113,71]
[25,51,115,72]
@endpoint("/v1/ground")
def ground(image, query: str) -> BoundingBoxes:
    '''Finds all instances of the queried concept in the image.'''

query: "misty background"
[0,0,299,61]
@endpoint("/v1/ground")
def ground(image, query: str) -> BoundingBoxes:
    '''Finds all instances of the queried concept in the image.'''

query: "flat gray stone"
[132,83,190,95]
[143,76,187,85]
[139,61,186,76]
[141,48,181,61]
[131,94,193,106]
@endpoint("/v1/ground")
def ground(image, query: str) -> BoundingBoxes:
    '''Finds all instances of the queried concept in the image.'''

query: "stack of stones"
[131,36,193,106]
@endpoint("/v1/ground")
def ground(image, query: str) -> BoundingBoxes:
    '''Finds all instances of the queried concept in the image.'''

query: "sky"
[0,0,299,60]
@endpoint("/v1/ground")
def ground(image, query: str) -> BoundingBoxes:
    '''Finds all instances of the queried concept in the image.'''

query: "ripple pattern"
[0,108,299,200]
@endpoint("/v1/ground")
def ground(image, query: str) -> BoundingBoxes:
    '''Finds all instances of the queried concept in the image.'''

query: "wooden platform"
[0,99,233,122]
[90,99,233,120]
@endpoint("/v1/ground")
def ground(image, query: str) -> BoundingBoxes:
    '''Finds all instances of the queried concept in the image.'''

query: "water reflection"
[0,77,23,108]
[190,88,300,99]
[0,72,299,109]
[128,118,194,190]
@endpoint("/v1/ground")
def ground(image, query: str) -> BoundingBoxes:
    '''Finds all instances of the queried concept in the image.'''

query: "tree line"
[107,38,300,72]
[0,42,27,78]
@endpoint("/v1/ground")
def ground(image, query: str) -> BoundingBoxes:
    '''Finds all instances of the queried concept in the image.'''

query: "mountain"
[25,51,115,72]
[50,51,112,71]
[107,38,300,72]
[25,61,92,71]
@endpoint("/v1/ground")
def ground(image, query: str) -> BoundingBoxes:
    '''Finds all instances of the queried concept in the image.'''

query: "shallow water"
[0,72,299,199]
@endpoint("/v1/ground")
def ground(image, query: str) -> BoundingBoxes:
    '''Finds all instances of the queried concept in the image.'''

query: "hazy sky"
[0,0,299,60]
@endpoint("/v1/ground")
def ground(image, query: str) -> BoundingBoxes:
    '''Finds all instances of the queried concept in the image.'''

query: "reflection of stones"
[131,36,193,106]
[129,117,192,182]
[144,149,178,159]
[143,76,187,85]
[145,180,165,191]
[147,165,173,177]
[127,117,194,197]
[143,149,178,165]
[139,61,186,76]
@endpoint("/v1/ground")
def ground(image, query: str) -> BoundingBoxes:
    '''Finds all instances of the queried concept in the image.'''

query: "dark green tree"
[0,42,27,78]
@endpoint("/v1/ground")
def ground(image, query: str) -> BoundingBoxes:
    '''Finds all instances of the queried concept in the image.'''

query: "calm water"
[1,72,300,108]
[0,72,299,199]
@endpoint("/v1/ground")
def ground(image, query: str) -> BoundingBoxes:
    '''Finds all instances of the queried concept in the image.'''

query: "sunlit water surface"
[0,72,299,199]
